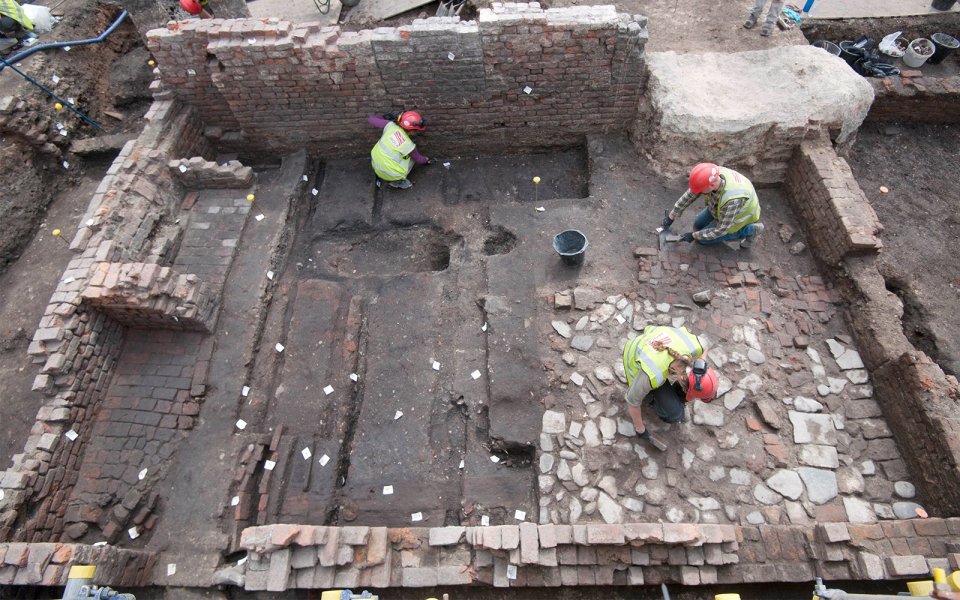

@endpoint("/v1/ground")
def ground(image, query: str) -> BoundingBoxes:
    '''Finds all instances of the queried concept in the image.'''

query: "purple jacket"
[368,115,429,164]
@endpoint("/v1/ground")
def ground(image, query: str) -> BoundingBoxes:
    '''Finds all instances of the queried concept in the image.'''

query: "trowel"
[657,229,682,251]
[656,209,682,250]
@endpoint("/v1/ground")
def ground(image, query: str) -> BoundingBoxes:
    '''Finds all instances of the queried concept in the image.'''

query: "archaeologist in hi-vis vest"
[622,325,719,450]
[368,111,431,189]
[0,0,33,40]
[662,163,765,249]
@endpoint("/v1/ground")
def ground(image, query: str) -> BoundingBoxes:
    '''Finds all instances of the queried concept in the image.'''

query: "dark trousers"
[646,383,686,424]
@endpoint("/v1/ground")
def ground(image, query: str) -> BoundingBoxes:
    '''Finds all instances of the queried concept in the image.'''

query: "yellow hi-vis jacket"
[711,166,760,234]
[0,0,32,30]
[623,325,704,389]
[370,122,416,181]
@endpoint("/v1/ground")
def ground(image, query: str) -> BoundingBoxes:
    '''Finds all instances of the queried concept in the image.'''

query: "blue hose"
[0,9,131,129]
[0,9,129,72]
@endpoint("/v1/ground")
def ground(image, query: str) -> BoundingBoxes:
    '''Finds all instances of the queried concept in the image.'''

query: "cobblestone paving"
[538,247,923,527]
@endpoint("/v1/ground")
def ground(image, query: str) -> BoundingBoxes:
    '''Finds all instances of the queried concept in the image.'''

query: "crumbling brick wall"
[145,4,648,157]
[0,101,217,542]
[783,135,883,266]
[868,73,960,124]
[0,542,156,588]
[225,521,960,591]
[785,137,960,516]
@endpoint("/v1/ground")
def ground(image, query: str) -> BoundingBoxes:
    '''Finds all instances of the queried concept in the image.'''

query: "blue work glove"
[680,232,695,243]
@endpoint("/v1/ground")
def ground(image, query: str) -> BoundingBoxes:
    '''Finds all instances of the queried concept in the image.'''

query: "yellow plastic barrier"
[949,570,960,592]
[906,580,934,596]
[715,595,742,600]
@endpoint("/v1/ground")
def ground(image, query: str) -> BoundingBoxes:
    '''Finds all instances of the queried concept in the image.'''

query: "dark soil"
[845,121,960,377]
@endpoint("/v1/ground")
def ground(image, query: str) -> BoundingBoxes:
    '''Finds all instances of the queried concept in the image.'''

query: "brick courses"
[0,100,236,541]
[230,520,959,590]
[867,74,960,125]
[0,542,155,588]
[145,5,648,157]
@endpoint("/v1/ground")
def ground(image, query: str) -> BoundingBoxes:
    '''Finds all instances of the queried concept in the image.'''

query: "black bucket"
[553,229,588,266]
[928,32,959,64]
[931,0,958,10]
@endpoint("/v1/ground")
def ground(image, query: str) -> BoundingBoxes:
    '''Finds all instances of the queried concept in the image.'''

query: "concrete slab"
[247,0,342,26]
[807,0,959,19]
[344,0,434,24]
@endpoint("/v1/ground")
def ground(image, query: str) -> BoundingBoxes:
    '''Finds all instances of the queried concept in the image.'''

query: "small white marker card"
[383,485,394,495]
[264,460,276,471]
[411,512,423,522]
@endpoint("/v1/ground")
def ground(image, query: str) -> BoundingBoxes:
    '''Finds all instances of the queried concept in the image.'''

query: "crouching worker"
[368,111,430,189]
[622,324,719,451]
[0,0,33,42]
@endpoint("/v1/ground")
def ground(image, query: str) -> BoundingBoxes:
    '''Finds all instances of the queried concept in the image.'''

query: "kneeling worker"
[622,324,719,450]
[368,111,430,189]
[663,162,764,249]
[0,0,33,41]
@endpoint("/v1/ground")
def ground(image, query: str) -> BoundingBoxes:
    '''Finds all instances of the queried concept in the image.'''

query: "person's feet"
[744,14,757,29]
[388,178,413,189]
[740,222,765,248]
[761,24,773,36]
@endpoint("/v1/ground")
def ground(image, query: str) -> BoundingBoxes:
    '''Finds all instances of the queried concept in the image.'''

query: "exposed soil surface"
[845,122,960,378]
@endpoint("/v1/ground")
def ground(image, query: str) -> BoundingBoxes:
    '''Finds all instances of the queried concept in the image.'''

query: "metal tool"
[656,210,682,250]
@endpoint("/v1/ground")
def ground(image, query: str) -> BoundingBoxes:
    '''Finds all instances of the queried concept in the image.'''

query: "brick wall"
[868,72,960,124]
[145,4,648,157]
[80,262,217,331]
[0,101,219,542]
[229,521,960,590]
[169,157,254,189]
[785,138,960,516]
[783,135,883,267]
[0,542,156,588]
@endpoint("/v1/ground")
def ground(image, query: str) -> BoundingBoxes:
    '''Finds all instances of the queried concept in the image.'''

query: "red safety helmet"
[399,111,426,132]
[689,162,720,194]
[685,358,719,402]
[179,0,203,15]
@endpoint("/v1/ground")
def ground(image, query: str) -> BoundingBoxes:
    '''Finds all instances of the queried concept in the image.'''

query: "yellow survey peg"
[247,194,255,202]
[51,229,70,247]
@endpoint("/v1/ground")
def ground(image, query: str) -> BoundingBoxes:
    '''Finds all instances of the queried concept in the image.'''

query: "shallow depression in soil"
[305,226,462,277]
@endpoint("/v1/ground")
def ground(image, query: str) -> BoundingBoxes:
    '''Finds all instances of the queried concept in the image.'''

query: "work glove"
[635,430,651,441]
[680,232,695,243]
[661,210,674,230]
[425,157,433,165]
[382,113,396,121]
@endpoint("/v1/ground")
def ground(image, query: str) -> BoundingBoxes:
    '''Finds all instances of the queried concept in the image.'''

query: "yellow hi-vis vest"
[709,167,760,234]
[370,122,416,181]
[0,0,33,30]
[623,325,704,389]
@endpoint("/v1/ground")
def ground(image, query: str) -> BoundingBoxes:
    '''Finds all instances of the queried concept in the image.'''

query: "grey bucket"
[553,229,588,266]
[812,40,841,56]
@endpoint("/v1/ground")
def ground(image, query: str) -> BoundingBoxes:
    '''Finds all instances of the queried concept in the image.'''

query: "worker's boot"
[761,23,774,36]
[744,13,758,29]
[389,179,413,189]
[740,222,764,248]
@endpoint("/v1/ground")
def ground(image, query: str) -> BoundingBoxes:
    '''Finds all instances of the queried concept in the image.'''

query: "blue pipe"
[0,9,129,72]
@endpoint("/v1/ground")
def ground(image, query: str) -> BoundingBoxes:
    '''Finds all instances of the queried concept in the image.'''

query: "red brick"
[913,519,949,537]
[745,416,761,431]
